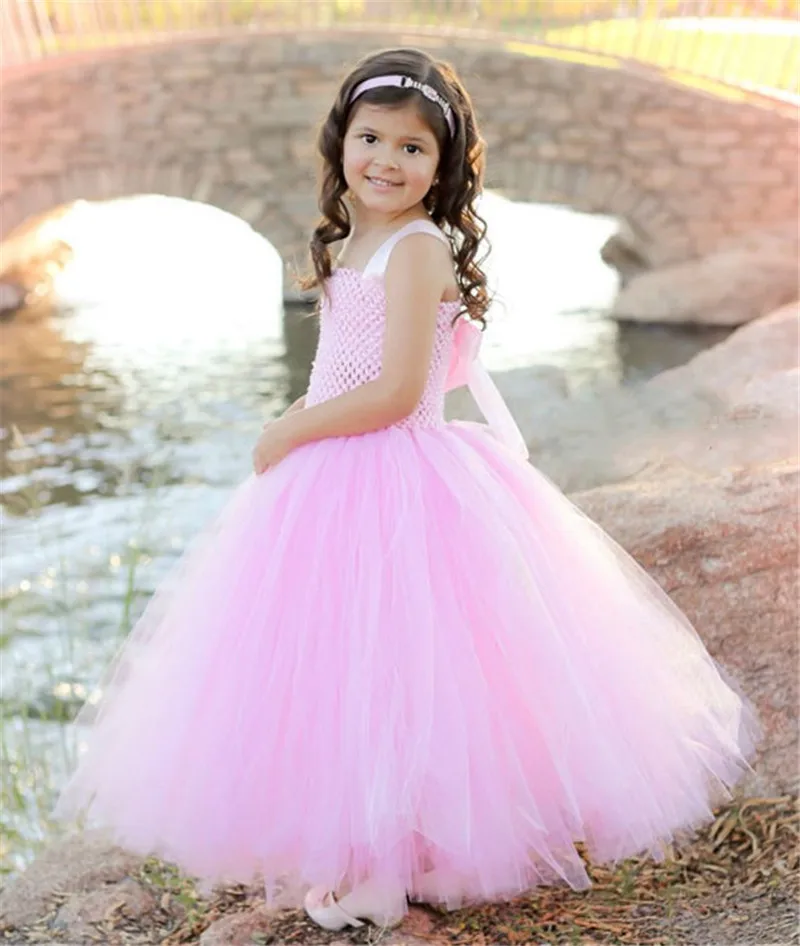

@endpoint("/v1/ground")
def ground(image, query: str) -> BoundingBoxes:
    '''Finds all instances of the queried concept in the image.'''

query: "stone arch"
[2,29,797,301]
[0,159,313,295]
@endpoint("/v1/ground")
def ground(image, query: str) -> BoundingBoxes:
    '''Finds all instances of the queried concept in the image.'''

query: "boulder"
[600,219,652,286]
[51,876,155,942]
[463,302,800,793]
[573,462,798,794]
[647,300,799,394]
[462,301,799,494]
[0,832,143,932]
[199,905,276,946]
[609,222,798,326]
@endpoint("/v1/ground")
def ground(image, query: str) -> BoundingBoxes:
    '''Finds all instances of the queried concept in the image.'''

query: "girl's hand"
[252,419,297,475]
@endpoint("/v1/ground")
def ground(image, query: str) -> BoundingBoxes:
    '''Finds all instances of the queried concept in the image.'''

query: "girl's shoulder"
[382,220,460,303]
[330,217,460,304]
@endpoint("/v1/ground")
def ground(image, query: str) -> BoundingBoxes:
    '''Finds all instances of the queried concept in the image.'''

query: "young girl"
[55,47,760,932]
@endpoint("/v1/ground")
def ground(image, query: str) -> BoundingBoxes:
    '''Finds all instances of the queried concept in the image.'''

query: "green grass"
[24,1,799,97]
[41,0,368,32]
[39,0,800,23]
[482,0,798,16]
[541,18,800,94]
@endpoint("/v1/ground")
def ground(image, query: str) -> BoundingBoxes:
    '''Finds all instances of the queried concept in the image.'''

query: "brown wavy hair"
[297,47,491,327]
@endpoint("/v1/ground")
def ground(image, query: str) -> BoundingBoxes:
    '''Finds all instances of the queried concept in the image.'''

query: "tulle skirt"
[54,421,760,913]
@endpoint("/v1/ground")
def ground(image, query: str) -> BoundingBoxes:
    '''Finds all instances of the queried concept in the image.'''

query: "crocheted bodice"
[304,221,461,431]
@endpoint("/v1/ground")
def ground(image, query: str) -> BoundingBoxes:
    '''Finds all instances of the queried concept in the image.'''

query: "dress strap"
[362,219,449,278]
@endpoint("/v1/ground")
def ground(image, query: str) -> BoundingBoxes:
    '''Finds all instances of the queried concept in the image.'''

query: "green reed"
[1,425,171,876]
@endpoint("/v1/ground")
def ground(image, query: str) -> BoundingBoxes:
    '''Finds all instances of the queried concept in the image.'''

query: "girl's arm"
[281,395,306,417]
[277,234,448,445]
[261,395,305,430]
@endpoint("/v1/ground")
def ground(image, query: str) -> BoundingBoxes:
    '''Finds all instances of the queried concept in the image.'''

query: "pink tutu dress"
[55,219,759,914]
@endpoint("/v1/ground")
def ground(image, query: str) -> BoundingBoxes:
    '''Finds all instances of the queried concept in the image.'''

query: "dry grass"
[3,794,797,945]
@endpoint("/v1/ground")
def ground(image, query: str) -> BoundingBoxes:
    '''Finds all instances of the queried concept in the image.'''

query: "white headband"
[349,74,456,137]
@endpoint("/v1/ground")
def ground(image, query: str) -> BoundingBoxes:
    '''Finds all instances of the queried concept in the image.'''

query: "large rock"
[0,832,144,931]
[609,222,798,326]
[647,300,798,394]
[51,876,155,943]
[463,302,799,792]
[199,906,276,946]
[573,462,798,795]
[460,301,799,494]
[600,219,651,286]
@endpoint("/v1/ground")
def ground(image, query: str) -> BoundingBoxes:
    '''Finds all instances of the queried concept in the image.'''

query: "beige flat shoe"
[303,878,406,930]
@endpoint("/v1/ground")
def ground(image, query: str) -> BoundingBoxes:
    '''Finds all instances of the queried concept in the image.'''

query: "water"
[0,192,729,874]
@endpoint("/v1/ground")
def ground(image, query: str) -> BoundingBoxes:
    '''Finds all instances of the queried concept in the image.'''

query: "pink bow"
[445,319,529,459]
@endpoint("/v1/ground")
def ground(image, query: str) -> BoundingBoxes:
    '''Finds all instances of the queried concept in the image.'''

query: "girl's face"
[342,101,441,219]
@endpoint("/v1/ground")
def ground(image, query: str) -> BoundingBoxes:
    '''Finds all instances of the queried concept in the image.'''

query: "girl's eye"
[361,134,377,144]
[404,144,422,155]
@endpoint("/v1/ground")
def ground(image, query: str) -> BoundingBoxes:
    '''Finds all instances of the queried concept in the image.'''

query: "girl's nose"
[376,152,399,170]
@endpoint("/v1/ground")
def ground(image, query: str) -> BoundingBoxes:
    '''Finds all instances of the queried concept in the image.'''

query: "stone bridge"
[1,29,797,301]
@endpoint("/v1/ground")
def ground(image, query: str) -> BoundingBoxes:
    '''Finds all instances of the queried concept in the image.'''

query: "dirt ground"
[2,795,797,946]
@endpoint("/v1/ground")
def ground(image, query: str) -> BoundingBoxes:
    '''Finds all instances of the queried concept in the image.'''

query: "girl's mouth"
[366,176,402,190]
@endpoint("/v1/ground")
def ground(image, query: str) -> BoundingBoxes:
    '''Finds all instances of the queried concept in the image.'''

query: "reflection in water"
[616,320,731,381]
[2,196,287,517]
[0,192,731,871]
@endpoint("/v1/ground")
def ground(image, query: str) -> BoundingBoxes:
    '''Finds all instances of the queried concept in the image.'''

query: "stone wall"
[1,29,797,300]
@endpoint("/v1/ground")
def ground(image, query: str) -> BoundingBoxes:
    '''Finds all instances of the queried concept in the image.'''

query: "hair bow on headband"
[349,74,456,136]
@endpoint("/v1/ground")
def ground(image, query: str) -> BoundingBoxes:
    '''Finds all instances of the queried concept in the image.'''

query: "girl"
[55,47,760,933]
